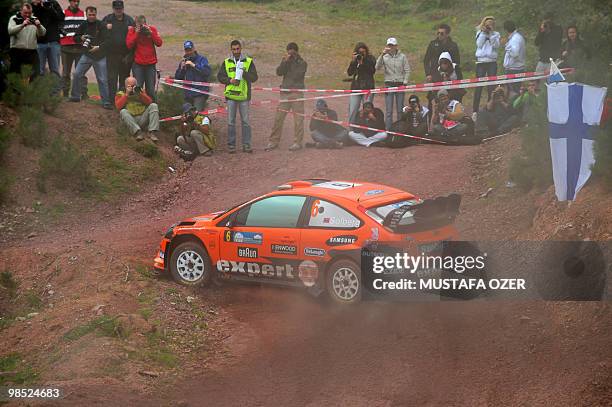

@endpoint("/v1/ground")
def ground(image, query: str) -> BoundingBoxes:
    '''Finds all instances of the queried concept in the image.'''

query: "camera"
[140,25,151,35]
[134,86,142,95]
[81,34,93,49]
[15,14,37,25]
[356,54,363,62]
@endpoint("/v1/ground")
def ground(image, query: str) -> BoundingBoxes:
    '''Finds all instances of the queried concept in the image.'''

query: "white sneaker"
[472,112,478,122]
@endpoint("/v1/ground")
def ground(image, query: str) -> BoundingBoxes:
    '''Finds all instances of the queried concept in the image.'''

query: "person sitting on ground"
[427,52,466,106]
[430,89,471,140]
[174,103,216,160]
[475,86,519,137]
[174,40,211,112]
[116,76,159,141]
[306,99,347,149]
[512,81,543,123]
[348,101,387,147]
[385,94,429,148]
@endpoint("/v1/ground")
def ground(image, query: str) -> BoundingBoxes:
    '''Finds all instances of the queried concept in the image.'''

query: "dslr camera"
[139,25,151,35]
[81,34,93,49]
[356,54,363,62]
[15,14,37,25]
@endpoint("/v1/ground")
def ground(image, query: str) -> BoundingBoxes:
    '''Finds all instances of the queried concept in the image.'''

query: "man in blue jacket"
[175,40,211,111]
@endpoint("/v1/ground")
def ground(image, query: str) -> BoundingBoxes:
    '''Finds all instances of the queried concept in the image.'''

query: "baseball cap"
[315,99,327,109]
[408,94,419,103]
[386,37,398,46]
[182,103,196,114]
[183,40,194,50]
[112,0,124,9]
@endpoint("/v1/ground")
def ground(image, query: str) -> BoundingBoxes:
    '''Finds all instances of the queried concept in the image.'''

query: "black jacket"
[276,54,307,89]
[310,108,345,136]
[347,54,376,90]
[32,1,64,44]
[217,55,259,101]
[352,108,385,137]
[534,23,563,62]
[102,13,134,55]
[423,37,461,77]
[75,20,108,60]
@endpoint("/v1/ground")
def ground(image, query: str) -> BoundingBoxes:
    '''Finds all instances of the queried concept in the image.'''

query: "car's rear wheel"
[326,259,362,304]
[169,241,212,286]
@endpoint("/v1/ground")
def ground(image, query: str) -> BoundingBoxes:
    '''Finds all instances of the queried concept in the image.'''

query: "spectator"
[266,42,308,151]
[174,40,211,112]
[174,103,216,160]
[473,16,500,120]
[348,101,387,147]
[126,15,162,101]
[375,37,410,129]
[427,52,465,104]
[217,40,258,154]
[103,0,135,102]
[347,42,376,123]
[534,12,563,72]
[116,76,159,141]
[306,99,346,149]
[385,94,429,148]
[502,20,526,96]
[560,25,589,69]
[69,6,112,109]
[7,3,46,78]
[31,0,63,78]
[430,89,470,139]
[59,0,87,98]
[423,23,461,83]
[475,86,519,137]
[512,80,542,123]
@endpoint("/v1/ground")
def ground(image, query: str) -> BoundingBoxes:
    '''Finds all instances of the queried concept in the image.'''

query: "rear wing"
[382,194,461,233]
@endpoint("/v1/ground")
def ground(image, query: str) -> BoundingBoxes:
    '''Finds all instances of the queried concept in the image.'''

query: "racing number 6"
[311,200,320,218]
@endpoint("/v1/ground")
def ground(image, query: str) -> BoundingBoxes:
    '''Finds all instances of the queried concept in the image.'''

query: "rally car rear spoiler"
[382,194,461,233]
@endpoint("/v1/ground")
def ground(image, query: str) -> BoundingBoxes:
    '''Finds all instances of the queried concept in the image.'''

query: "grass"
[0,271,18,298]
[0,353,38,385]
[63,315,129,342]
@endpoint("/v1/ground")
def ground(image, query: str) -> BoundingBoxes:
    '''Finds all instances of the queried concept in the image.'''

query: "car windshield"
[213,200,248,219]
[365,199,421,226]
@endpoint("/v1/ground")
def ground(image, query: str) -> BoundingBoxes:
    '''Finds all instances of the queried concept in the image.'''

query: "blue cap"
[182,103,195,113]
[183,40,194,50]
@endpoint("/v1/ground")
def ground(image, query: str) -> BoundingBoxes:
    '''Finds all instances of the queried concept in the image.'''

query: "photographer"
[116,76,160,141]
[385,94,429,149]
[31,0,64,78]
[103,0,135,102]
[475,86,519,137]
[347,42,376,123]
[174,40,211,112]
[306,99,346,149]
[347,101,387,147]
[7,3,46,79]
[174,103,216,160]
[430,89,471,141]
[512,81,542,123]
[473,16,500,120]
[375,37,411,129]
[427,52,465,105]
[501,20,526,97]
[534,12,562,72]
[126,15,163,101]
[266,42,308,152]
[69,6,112,109]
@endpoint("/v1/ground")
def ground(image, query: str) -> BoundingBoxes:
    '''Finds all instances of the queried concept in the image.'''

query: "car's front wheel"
[169,241,212,286]
[326,259,362,304]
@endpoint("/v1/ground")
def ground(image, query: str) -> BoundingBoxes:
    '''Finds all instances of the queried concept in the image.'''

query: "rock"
[91,304,106,313]
[26,312,39,319]
[48,290,54,296]
[479,188,494,199]
[27,232,37,238]
[519,315,531,322]
[186,296,194,304]
[15,317,26,322]
[138,370,160,378]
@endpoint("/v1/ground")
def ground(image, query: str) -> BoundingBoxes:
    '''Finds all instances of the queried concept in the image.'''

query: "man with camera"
[126,15,163,101]
[501,20,526,97]
[306,99,346,149]
[116,76,159,141]
[348,101,387,147]
[60,0,87,99]
[475,86,519,137]
[512,81,542,123]
[7,3,46,79]
[473,16,500,121]
[30,0,64,78]
[266,42,308,152]
[534,12,562,73]
[430,89,471,141]
[69,6,112,109]
[375,37,410,130]
[103,0,135,102]
[385,94,429,148]
[174,103,216,160]
[174,40,211,112]
[347,42,376,123]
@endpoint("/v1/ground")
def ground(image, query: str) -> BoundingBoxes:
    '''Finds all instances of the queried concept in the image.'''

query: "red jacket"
[60,7,86,47]
[126,25,162,65]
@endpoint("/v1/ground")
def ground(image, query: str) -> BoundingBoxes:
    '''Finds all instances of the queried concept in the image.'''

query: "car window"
[235,195,307,228]
[308,199,361,229]
[365,199,421,225]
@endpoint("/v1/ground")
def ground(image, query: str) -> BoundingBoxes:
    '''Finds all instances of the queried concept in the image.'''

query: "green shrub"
[593,123,612,189]
[0,270,18,298]
[38,136,94,193]
[0,127,11,160]
[133,142,160,158]
[2,67,61,113]
[0,170,10,205]
[17,106,47,148]
[157,85,185,118]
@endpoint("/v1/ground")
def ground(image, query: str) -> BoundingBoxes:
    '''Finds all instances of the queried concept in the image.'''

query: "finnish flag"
[547,83,607,201]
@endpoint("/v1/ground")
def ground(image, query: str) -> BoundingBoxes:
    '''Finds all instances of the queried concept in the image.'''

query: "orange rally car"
[153,180,461,303]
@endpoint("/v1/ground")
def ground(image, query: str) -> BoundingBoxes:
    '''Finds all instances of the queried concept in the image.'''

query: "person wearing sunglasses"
[423,23,462,84]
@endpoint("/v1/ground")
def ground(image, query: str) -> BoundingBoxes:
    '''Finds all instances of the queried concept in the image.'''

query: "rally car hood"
[185,210,226,225]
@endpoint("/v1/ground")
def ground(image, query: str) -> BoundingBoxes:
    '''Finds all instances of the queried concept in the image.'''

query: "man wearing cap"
[175,40,211,112]
[266,42,307,151]
[175,103,216,160]
[348,101,387,147]
[376,37,410,130]
[115,76,160,141]
[307,99,346,149]
[103,0,135,102]
[430,89,469,140]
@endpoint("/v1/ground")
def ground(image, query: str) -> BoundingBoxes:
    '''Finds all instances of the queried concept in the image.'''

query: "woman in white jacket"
[473,16,500,119]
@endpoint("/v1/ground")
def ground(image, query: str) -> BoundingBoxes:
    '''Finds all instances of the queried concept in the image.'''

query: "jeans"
[348,92,375,123]
[119,103,160,135]
[37,41,61,76]
[311,129,347,147]
[384,83,404,130]
[61,51,87,97]
[504,68,526,96]
[132,63,157,101]
[107,53,133,102]
[473,62,497,113]
[71,55,110,105]
[227,99,251,147]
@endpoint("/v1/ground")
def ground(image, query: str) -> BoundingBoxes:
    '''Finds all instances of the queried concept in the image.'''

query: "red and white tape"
[160,106,227,122]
